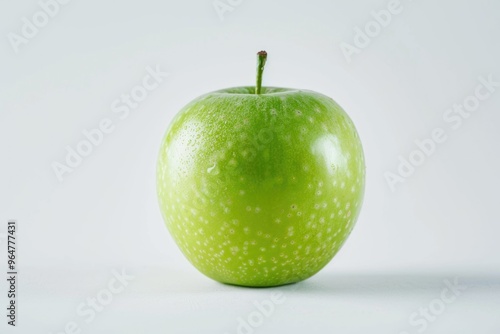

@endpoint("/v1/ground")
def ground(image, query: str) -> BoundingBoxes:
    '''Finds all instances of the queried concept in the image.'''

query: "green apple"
[157,51,365,287]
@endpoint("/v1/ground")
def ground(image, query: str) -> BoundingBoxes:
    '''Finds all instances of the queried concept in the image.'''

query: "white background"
[1,0,499,333]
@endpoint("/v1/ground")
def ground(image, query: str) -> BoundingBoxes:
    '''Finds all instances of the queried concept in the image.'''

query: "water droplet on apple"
[207,163,215,173]
[207,163,219,175]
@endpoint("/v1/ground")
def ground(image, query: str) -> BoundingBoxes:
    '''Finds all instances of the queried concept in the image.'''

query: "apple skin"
[157,86,365,287]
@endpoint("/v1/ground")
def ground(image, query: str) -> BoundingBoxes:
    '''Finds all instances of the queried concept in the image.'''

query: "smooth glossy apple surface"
[157,86,365,287]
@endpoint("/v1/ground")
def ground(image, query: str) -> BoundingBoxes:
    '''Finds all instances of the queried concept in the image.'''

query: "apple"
[157,51,365,287]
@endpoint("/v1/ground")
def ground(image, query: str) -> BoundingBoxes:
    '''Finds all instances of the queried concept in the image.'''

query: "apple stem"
[255,50,267,95]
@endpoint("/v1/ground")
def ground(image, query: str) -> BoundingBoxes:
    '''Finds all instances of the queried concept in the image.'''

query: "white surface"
[8,266,500,334]
[1,0,500,332]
